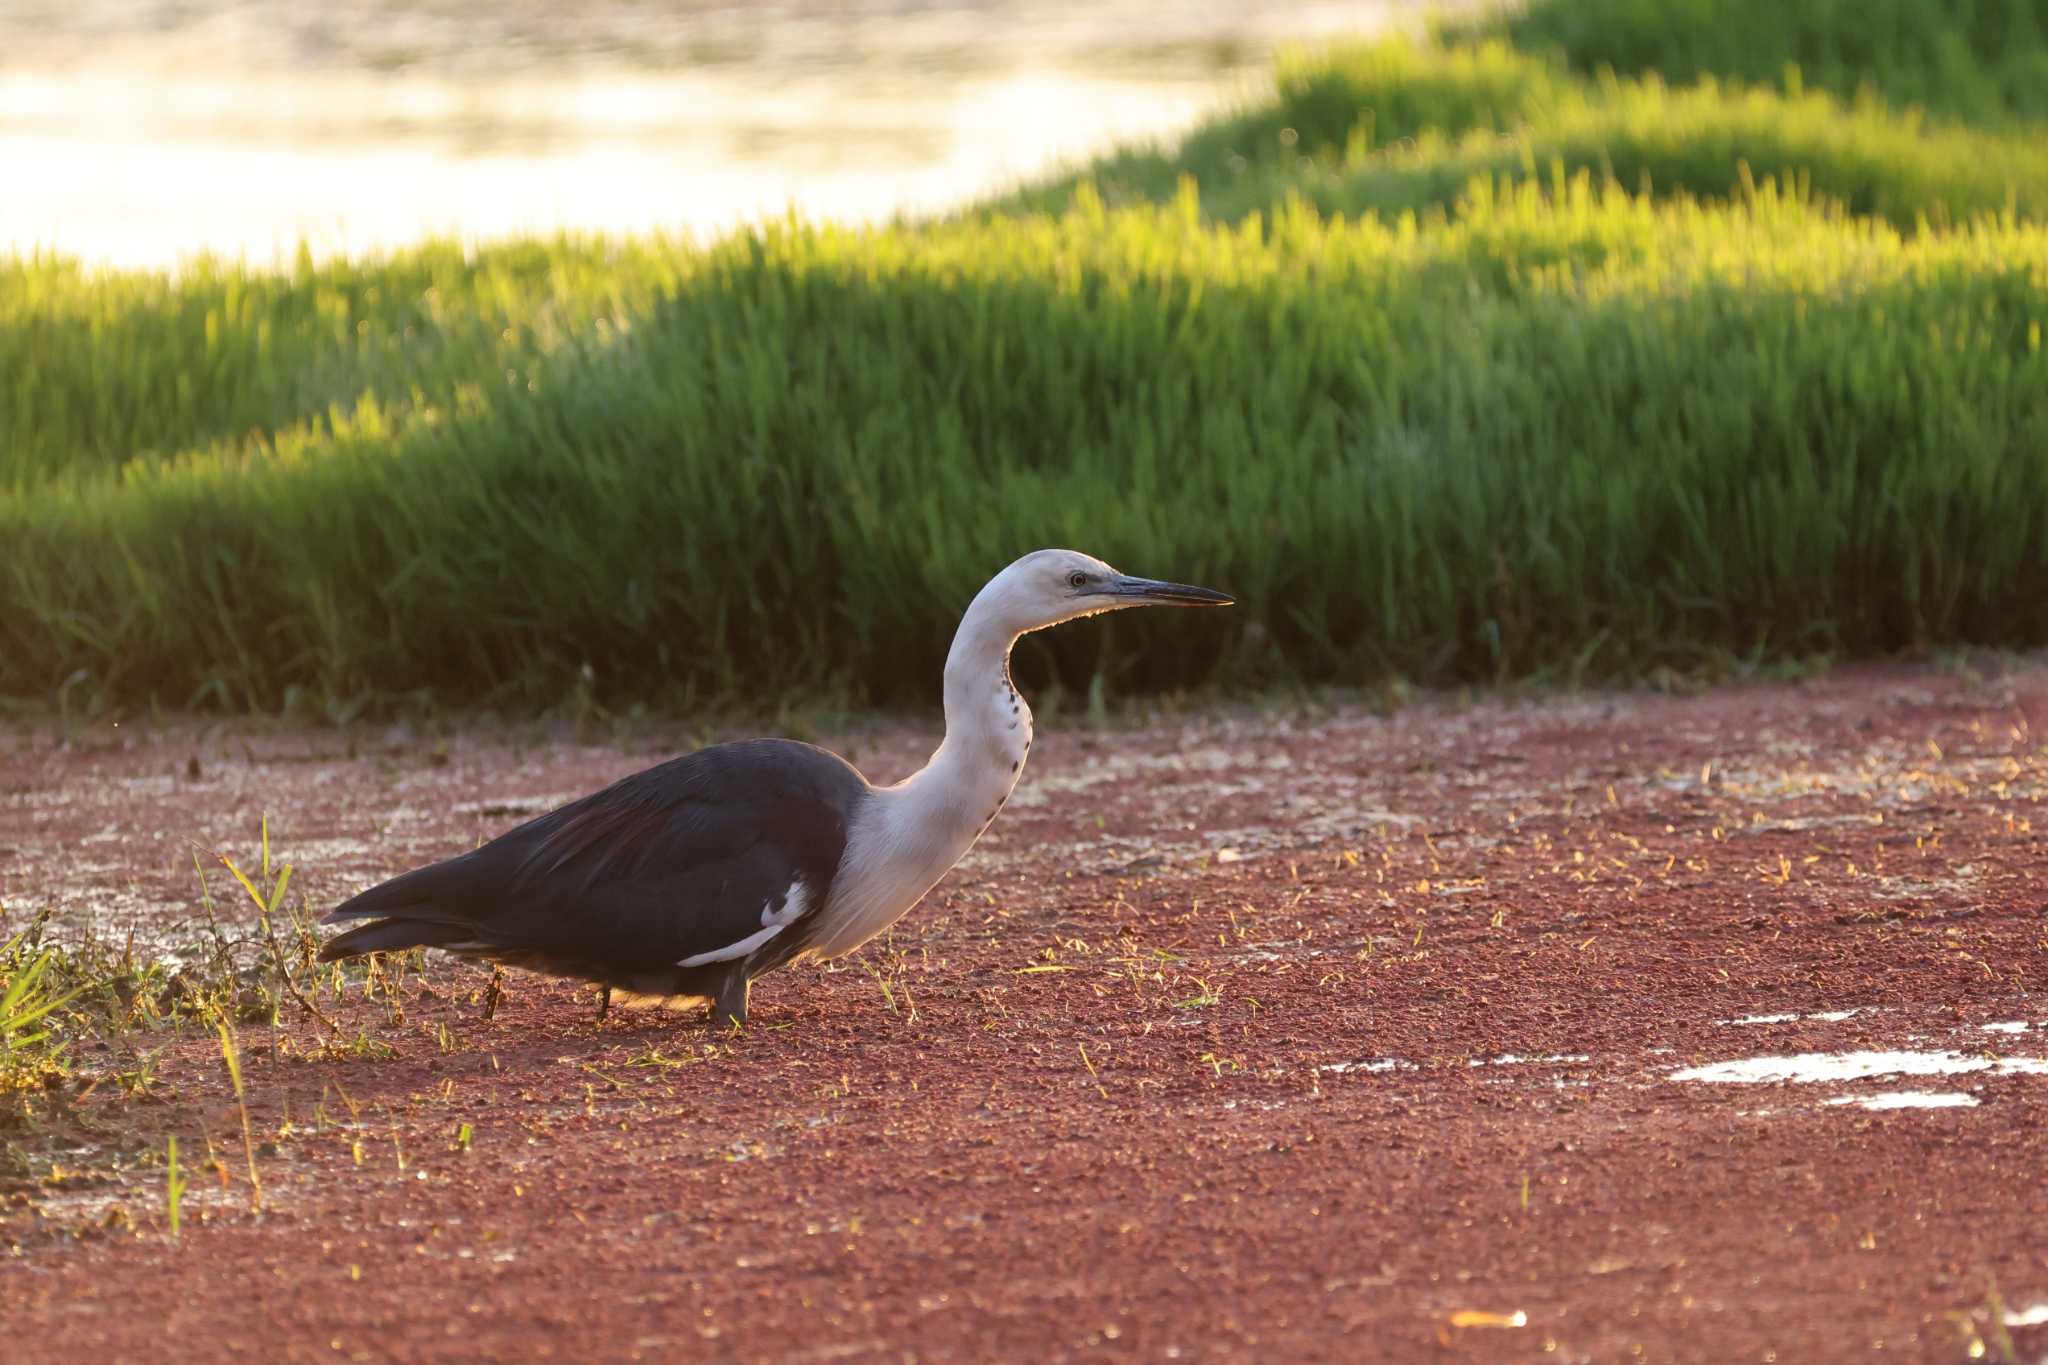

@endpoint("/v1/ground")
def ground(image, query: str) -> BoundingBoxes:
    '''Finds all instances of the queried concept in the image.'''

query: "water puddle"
[1670,1050,2048,1085]
[1825,1091,1978,1111]
[1721,1007,1878,1026]
[1319,1037,2043,1115]
[1318,1053,1588,1076]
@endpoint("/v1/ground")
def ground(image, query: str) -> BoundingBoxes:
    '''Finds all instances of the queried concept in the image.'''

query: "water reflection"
[2,0,1412,268]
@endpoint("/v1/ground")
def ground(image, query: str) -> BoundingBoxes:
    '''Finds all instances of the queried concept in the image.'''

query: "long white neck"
[806,597,1034,959]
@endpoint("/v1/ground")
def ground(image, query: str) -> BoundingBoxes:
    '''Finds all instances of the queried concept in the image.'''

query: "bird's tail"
[319,855,483,962]
[317,916,475,962]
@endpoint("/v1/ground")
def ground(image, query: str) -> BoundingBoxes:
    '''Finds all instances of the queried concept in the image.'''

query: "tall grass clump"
[1460,0,2048,126]
[4,181,2046,711]
[0,238,686,487]
[999,38,2048,230]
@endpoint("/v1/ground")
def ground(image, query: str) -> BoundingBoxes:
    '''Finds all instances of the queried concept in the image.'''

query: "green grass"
[1,240,685,488]
[1000,39,2048,230]
[1456,0,2048,127]
[6,15,2048,711]
[1,932,83,1095]
[6,181,2047,710]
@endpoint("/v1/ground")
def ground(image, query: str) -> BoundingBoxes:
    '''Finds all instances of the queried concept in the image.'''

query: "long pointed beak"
[1107,574,1235,607]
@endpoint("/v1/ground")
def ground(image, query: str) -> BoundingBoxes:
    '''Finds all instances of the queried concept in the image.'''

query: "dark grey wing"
[319,739,866,981]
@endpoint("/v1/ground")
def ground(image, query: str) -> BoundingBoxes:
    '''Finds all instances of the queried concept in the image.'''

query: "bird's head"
[972,548,1234,637]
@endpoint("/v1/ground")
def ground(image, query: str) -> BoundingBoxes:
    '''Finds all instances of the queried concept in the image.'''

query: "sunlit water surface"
[2,0,1418,269]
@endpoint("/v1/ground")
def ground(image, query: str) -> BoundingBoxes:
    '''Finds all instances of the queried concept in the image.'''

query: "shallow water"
[3,0,1414,268]
[1825,1091,1978,1111]
[1670,1049,2048,1085]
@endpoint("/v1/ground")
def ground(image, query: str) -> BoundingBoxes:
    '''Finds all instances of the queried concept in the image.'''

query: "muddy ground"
[3,661,2046,1362]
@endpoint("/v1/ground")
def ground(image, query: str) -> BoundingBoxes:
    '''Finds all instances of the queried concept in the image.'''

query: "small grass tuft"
[165,1134,187,1240]
[211,1012,262,1213]
[1,932,85,1096]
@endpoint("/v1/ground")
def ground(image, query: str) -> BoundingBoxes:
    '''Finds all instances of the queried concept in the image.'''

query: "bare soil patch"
[4,662,2047,1362]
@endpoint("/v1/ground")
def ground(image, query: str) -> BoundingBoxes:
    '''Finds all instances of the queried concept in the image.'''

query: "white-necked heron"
[317,549,1232,1025]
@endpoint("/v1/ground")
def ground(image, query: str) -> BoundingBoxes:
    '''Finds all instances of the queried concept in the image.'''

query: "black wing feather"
[319,739,866,983]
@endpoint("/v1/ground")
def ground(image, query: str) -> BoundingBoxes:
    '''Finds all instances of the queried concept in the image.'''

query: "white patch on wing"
[676,923,782,967]
[676,879,808,968]
[762,879,808,929]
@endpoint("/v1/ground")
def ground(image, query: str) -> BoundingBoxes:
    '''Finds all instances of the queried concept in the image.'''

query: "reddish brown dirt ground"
[4,661,2048,1362]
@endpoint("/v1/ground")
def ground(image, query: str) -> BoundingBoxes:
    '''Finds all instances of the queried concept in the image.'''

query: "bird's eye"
[1067,570,1089,589]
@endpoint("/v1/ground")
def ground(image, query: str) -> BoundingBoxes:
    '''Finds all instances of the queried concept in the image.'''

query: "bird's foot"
[597,985,612,1024]
[711,973,750,1031]
[481,967,505,1022]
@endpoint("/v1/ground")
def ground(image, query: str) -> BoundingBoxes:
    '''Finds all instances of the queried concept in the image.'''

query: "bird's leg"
[711,970,750,1030]
[597,985,611,1023]
[481,966,505,1022]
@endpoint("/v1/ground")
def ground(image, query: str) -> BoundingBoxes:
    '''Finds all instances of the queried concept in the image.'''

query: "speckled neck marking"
[807,616,1033,959]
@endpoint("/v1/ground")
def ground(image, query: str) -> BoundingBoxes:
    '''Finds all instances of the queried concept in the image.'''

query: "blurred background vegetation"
[4,0,2047,716]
